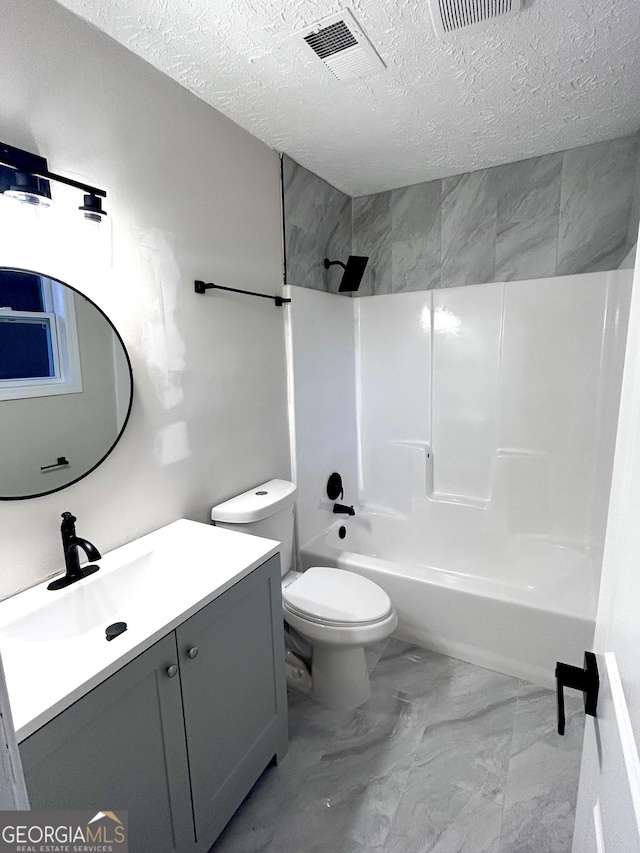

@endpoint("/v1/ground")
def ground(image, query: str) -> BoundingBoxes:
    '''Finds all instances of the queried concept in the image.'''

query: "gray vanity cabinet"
[20,631,194,852]
[177,554,288,848]
[20,554,288,853]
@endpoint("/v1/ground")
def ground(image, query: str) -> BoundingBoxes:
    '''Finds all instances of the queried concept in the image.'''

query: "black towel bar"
[194,280,291,307]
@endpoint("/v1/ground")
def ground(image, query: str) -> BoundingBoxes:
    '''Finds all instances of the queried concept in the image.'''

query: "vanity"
[0,520,288,852]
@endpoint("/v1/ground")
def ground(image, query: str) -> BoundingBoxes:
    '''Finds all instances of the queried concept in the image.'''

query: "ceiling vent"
[428,0,523,37]
[301,10,386,81]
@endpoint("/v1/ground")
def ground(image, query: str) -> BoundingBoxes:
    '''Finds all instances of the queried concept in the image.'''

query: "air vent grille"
[300,10,386,81]
[304,21,358,60]
[430,0,522,36]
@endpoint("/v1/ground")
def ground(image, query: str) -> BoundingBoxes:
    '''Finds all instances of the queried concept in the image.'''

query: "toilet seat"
[282,566,392,626]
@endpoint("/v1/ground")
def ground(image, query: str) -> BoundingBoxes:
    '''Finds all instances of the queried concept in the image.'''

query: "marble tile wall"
[282,155,351,295]
[283,134,640,296]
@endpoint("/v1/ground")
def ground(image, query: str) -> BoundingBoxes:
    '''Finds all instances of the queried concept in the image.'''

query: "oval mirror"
[0,267,133,500]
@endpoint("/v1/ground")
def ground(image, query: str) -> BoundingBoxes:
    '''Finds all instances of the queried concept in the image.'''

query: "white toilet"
[211,479,397,710]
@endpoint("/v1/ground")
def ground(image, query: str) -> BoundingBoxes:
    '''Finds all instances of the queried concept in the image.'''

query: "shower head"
[324,255,369,292]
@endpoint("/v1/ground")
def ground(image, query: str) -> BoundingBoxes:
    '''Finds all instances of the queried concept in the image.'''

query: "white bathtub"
[300,509,597,689]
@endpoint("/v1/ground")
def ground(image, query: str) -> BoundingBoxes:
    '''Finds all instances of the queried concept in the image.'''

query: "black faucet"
[47,512,102,591]
[333,504,356,516]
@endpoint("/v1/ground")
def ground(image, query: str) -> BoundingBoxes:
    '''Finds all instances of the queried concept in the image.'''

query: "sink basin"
[0,518,280,741]
[2,553,155,642]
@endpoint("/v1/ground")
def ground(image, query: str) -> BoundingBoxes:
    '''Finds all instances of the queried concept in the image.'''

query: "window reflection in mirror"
[0,269,133,499]
[0,270,82,399]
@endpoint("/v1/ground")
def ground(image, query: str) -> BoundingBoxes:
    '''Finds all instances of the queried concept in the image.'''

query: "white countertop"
[0,519,279,742]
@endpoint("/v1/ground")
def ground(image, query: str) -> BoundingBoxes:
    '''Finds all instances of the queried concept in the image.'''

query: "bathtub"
[299,509,597,689]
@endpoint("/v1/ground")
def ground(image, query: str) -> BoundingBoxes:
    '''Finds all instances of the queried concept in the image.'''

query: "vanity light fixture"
[3,169,52,207]
[0,142,107,220]
[78,193,107,222]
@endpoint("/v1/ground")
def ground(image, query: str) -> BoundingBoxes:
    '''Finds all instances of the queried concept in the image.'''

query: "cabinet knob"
[167,664,178,678]
[187,647,199,660]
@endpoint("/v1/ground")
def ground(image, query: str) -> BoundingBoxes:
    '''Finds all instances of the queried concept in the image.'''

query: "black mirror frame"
[0,267,134,501]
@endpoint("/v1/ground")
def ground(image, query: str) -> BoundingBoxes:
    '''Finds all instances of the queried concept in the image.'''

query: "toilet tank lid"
[211,479,297,523]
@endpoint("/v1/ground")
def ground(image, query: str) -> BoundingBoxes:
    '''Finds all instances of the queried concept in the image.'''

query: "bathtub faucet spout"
[333,503,355,516]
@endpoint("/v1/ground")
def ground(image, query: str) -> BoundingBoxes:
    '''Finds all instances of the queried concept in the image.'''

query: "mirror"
[0,268,133,499]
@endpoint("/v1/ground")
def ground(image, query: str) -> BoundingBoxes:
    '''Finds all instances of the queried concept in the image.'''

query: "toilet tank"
[210,479,297,576]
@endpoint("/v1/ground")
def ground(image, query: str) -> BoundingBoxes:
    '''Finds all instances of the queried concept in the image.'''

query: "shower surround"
[286,270,632,687]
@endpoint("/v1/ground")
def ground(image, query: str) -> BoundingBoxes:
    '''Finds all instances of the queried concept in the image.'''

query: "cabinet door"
[176,555,288,848]
[20,633,195,853]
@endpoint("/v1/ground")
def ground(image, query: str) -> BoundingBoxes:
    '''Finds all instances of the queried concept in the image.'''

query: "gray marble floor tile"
[352,192,392,296]
[265,752,414,853]
[382,780,503,853]
[371,642,464,701]
[214,647,584,853]
[365,637,390,673]
[377,637,418,660]
[212,819,273,853]
[441,168,497,288]
[212,692,349,851]
[498,684,584,853]
[510,682,584,755]
[294,683,426,812]
[391,181,441,292]
[407,686,518,804]
[266,685,422,853]
[557,136,639,274]
[494,152,562,281]
[372,642,519,720]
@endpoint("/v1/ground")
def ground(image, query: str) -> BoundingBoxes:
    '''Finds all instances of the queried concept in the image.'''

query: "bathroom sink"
[1,552,155,643]
[0,518,280,741]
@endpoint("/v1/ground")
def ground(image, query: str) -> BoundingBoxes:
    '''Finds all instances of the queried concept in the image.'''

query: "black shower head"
[324,255,369,293]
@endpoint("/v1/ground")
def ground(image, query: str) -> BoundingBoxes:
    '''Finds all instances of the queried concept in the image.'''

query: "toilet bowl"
[211,479,397,710]
[282,566,397,708]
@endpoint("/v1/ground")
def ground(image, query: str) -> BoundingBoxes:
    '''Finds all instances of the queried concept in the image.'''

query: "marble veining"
[283,156,351,294]
[284,135,640,297]
[391,182,441,292]
[441,169,497,289]
[352,192,393,297]
[495,152,563,282]
[557,136,638,275]
[212,640,584,853]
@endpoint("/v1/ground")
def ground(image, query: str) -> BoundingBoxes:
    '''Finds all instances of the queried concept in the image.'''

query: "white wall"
[0,0,289,598]
[286,286,358,548]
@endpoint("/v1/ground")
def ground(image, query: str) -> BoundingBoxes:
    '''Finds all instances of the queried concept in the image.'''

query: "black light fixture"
[4,169,52,206]
[78,193,107,222]
[324,255,369,292]
[0,142,107,220]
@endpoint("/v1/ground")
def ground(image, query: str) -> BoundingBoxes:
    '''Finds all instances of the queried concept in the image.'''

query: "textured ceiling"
[54,0,640,196]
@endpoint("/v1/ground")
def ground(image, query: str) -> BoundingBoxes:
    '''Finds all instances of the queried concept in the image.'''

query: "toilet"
[211,479,397,710]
